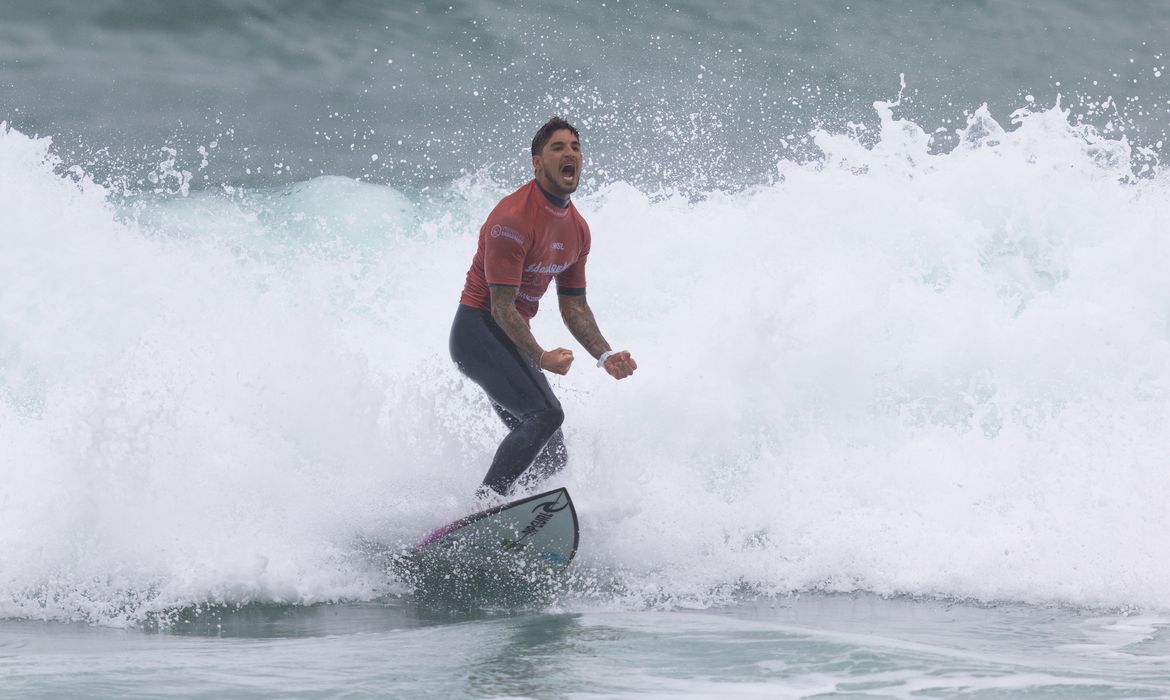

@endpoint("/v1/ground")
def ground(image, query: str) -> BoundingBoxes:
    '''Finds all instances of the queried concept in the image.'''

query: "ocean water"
[3,1,1170,697]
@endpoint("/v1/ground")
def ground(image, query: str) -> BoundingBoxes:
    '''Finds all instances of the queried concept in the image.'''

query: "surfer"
[450,117,637,502]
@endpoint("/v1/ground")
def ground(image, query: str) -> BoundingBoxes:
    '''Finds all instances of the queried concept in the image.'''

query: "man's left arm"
[558,294,637,380]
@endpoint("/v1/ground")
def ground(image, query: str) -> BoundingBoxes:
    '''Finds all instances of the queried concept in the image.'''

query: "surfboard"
[378,487,578,605]
[406,487,579,575]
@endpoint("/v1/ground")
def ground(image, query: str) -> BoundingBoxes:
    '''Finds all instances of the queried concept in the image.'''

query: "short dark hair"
[531,117,579,156]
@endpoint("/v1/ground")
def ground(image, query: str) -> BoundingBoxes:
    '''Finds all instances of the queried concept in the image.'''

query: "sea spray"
[2,99,1169,624]
[570,99,1170,608]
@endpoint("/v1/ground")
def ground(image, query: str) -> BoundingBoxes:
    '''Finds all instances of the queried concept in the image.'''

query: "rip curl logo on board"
[489,225,523,244]
[531,496,569,514]
[500,494,570,551]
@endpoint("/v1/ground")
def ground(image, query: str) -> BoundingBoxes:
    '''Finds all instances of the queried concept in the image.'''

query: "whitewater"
[3,96,1169,629]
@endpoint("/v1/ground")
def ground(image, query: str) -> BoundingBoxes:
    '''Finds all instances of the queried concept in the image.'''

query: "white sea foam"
[1,101,1169,624]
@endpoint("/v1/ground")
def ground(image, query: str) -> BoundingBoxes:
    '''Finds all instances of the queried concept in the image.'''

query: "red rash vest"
[459,180,591,321]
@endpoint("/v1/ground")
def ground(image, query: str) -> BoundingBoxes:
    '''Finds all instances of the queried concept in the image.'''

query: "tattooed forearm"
[558,295,611,359]
[489,285,544,361]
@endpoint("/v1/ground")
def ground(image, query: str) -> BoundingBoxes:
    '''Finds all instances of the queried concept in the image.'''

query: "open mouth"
[560,162,577,181]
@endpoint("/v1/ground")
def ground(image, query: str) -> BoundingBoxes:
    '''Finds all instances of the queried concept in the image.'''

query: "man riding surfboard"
[450,117,637,501]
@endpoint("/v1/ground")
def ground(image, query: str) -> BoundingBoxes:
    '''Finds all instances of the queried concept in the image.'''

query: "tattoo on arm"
[489,285,544,361]
[559,295,611,359]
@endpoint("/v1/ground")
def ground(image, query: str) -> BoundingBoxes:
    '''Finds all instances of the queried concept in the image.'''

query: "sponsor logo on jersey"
[551,242,565,250]
[524,261,572,274]
[490,224,523,244]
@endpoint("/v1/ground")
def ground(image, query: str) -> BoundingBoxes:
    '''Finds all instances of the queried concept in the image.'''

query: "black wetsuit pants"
[449,304,567,495]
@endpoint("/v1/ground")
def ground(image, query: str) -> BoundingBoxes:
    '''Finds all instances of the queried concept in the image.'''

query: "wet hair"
[531,117,580,156]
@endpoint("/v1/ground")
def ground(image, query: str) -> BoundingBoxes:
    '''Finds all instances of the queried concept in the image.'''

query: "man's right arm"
[489,285,574,375]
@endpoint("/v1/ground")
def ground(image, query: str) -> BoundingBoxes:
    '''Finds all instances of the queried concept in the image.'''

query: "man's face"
[532,129,582,198]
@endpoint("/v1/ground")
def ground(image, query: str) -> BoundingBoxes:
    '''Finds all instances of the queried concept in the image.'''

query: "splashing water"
[2,97,1169,625]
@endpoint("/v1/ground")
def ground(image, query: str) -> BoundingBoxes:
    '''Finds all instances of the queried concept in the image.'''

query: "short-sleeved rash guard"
[459,180,591,321]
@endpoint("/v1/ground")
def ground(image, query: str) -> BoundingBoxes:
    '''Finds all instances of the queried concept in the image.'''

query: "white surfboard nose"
[411,487,579,571]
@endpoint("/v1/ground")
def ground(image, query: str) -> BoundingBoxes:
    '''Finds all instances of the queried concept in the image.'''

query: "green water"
[4,596,1168,698]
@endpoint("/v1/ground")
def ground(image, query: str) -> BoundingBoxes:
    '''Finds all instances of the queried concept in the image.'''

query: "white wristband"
[597,350,616,368]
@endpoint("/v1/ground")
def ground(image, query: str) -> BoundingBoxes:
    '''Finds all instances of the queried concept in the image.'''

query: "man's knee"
[545,404,565,431]
[518,404,561,445]
[525,404,563,438]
